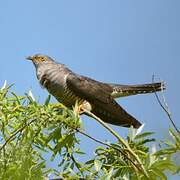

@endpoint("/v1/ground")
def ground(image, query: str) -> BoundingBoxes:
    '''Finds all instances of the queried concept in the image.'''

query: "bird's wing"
[66,73,141,128]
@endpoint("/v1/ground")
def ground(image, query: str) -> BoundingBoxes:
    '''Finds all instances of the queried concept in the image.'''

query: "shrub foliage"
[0,86,179,179]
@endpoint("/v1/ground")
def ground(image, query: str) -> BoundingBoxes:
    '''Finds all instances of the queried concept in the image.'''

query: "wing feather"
[67,73,141,128]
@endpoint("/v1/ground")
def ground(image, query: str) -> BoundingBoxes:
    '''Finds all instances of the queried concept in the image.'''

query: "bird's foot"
[78,101,92,115]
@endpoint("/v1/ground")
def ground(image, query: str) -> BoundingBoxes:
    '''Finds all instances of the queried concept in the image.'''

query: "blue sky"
[0,0,179,178]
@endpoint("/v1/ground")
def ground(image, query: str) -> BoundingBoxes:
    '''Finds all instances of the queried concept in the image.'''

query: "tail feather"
[111,82,165,98]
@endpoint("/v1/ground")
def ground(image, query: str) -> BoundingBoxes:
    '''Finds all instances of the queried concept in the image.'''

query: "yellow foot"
[78,101,92,114]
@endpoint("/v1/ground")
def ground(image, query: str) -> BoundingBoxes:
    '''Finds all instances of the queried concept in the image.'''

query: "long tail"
[110,82,165,98]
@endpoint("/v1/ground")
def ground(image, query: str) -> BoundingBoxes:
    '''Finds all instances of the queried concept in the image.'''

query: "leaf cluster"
[0,87,179,179]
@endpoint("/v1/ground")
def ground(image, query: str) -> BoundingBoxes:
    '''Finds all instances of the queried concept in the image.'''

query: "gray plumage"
[27,54,165,128]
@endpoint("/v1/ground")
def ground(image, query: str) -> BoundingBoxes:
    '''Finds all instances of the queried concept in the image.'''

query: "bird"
[27,54,165,128]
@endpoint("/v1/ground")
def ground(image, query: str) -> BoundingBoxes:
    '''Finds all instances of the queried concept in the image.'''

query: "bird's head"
[26,54,54,67]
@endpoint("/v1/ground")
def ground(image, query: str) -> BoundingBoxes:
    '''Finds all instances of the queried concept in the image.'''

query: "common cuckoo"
[27,54,165,128]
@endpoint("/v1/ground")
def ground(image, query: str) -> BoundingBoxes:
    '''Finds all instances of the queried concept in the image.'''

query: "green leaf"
[45,127,62,144]
[94,159,102,172]
[11,92,22,105]
[151,168,167,179]
[44,94,51,106]
[53,134,74,155]
[169,128,180,146]
[135,132,155,140]
[154,148,176,156]
[85,159,94,165]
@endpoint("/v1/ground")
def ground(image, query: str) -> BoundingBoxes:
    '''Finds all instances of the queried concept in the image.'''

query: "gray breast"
[36,62,83,107]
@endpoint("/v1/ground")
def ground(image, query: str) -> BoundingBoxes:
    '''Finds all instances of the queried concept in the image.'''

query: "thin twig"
[0,119,37,151]
[70,154,84,177]
[152,76,180,134]
[61,117,141,171]
[75,128,140,170]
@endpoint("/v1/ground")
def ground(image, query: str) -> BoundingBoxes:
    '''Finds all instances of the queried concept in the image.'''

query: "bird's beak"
[26,56,33,61]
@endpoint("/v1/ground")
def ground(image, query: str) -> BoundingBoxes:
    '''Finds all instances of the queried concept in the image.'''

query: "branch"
[152,76,180,134]
[83,109,149,178]
[0,119,37,151]
[75,128,140,170]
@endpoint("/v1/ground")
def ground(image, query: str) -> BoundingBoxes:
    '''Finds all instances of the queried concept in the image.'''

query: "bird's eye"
[33,56,46,62]
[39,57,45,61]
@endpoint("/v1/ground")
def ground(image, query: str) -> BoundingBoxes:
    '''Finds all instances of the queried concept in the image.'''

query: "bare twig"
[75,128,139,168]
[152,75,180,134]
